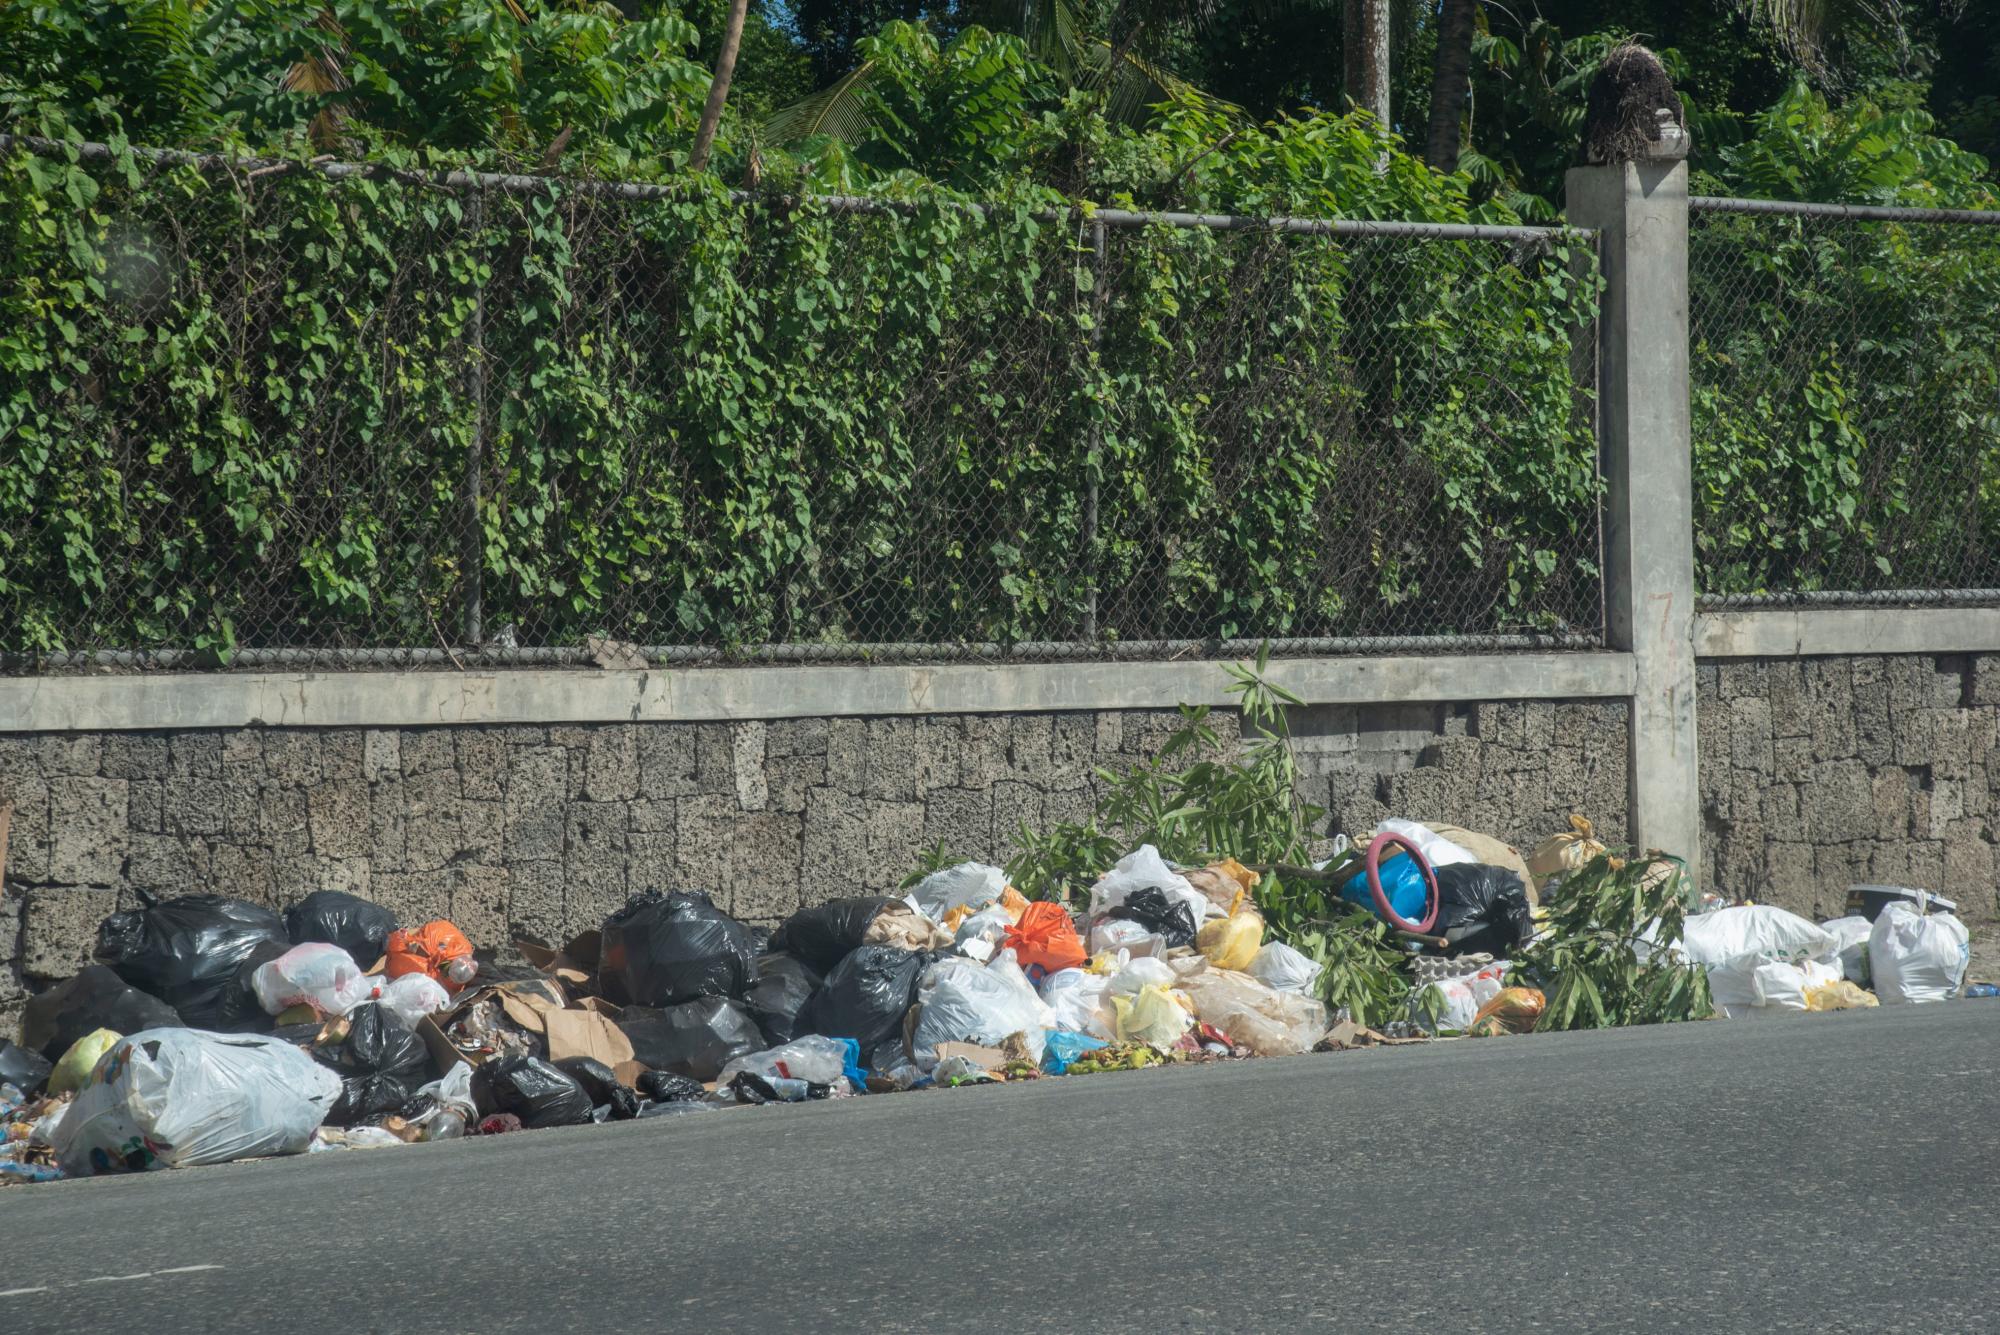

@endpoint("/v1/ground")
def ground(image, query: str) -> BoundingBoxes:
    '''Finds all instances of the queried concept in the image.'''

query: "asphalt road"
[4,1003,1995,1334]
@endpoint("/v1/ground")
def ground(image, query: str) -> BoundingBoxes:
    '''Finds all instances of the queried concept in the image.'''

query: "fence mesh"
[1690,200,2000,607]
[0,143,1605,669]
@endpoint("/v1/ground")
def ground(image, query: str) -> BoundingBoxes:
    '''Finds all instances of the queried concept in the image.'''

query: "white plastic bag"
[912,957,1049,1064]
[1087,916,1164,958]
[1038,968,1114,1040]
[1869,903,1969,1004]
[1105,955,1178,997]
[1377,819,1479,869]
[953,905,1015,962]
[1709,956,1831,1017]
[910,862,1010,922]
[1412,961,1507,1033]
[378,973,452,1028]
[716,1035,852,1087]
[416,1061,476,1117]
[57,1028,343,1174]
[1679,905,1841,968]
[252,942,377,1017]
[1248,941,1324,994]
[1818,916,1874,984]
[1085,845,1213,924]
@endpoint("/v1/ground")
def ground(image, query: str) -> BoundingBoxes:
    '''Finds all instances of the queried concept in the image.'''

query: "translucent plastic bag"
[1085,846,1211,926]
[1196,909,1264,972]
[1818,916,1874,985]
[1378,819,1478,869]
[715,1035,853,1087]
[1248,941,1323,995]
[1038,968,1114,1040]
[913,957,1049,1064]
[49,1028,122,1097]
[252,942,378,1017]
[1087,916,1163,958]
[57,1029,343,1174]
[378,973,452,1029]
[1178,968,1329,1055]
[1106,955,1178,997]
[1109,985,1193,1046]
[909,862,1010,923]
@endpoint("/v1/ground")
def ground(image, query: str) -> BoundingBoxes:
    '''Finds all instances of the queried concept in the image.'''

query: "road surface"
[4,1003,1994,1333]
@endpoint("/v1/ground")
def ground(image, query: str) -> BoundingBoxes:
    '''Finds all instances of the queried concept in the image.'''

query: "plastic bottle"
[1964,983,1999,999]
[424,1108,468,1140]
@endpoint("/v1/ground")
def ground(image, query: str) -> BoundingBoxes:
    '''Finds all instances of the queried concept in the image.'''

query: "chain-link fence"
[1690,196,2000,608]
[0,139,1605,670]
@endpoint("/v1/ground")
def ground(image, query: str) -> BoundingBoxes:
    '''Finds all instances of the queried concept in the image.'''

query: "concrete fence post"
[1566,160,1702,886]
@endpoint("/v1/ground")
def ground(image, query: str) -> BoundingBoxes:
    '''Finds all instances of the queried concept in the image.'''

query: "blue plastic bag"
[836,1036,867,1091]
[1338,853,1430,922]
[1041,1030,1108,1075]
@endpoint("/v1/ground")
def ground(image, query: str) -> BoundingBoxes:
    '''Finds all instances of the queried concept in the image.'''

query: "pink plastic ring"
[1365,831,1440,935]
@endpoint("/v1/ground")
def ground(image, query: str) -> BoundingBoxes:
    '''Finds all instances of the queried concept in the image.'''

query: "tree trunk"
[1425,0,1478,171]
[689,0,751,172]
[1342,0,1391,125]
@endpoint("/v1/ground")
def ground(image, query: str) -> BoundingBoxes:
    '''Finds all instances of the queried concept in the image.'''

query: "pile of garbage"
[0,856,1374,1183]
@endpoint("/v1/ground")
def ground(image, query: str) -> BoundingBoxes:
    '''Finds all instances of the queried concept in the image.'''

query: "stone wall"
[1698,654,2000,924]
[0,698,1629,1036]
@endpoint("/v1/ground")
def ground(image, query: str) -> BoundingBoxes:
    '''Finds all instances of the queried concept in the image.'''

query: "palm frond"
[764,58,883,143]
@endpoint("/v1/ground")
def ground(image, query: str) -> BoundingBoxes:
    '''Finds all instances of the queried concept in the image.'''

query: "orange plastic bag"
[1003,901,1087,976]
[1469,986,1545,1036]
[384,919,477,993]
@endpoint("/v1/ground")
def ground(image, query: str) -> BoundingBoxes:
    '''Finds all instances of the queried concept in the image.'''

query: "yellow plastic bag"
[1529,814,1608,880]
[1469,987,1546,1037]
[1805,979,1879,1011]
[49,1027,122,1095]
[1110,985,1193,1047]
[1196,909,1265,972]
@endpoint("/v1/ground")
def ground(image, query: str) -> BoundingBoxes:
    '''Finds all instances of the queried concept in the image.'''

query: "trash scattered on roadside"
[9,806,1990,1188]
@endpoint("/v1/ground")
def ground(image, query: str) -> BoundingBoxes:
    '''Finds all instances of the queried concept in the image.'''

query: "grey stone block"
[766,717,828,759]
[211,843,278,907]
[21,888,117,979]
[449,864,512,950]
[36,735,101,778]
[563,802,629,909]
[308,780,372,859]
[48,777,127,885]
[694,724,735,797]
[100,734,168,780]
[363,730,401,782]
[729,810,806,921]
[1803,762,1872,844]
[169,734,222,778]
[319,730,365,780]
[584,726,640,802]
[260,785,311,857]
[923,788,992,862]
[732,722,768,811]
[1729,696,1773,772]
[400,730,455,777]
[126,779,164,834]
[124,832,211,900]
[637,726,698,798]
[826,719,868,796]
[461,799,506,863]
[863,718,920,803]
[801,788,868,888]
[403,768,465,872]
[221,731,263,785]
[630,799,677,834]
[370,778,409,872]
[262,733,323,786]
[507,860,569,947]
[504,748,567,863]
[456,729,510,801]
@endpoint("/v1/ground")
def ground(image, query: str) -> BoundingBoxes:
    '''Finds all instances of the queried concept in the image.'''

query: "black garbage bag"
[769,897,897,974]
[798,945,933,1055]
[744,952,822,1046]
[1106,887,1198,948]
[19,965,183,1062]
[316,1003,430,1079]
[0,1041,54,1095]
[472,1054,594,1129]
[285,890,398,969]
[600,891,758,1007]
[1432,864,1536,955]
[636,1070,707,1103]
[615,997,762,1082]
[555,1056,642,1120]
[95,894,292,1030]
[747,926,773,955]
[329,1072,423,1126]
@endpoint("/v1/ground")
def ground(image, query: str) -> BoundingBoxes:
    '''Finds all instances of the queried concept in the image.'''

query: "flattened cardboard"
[542,1006,636,1068]
[932,1042,1007,1071]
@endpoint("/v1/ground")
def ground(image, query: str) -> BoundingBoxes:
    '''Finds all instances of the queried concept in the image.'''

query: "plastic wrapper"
[1247,941,1323,995]
[284,890,399,970]
[1002,901,1087,976]
[94,894,292,1031]
[1085,845,1212,926]
[744,952,822,1046]
[1195,909,1265,972]
[912,958,1049,1065]
[908,862,1010,923]
[769,897,899,973]
[1106,888,1199,948]
[20,966,184,1062]
[715,1035,853,1087]
[252,942,377,1017]
[56,1029,343,1174]
[602,891,758,1006]
[798,945,934,1056]
[472,1054,594,1129]
[554,1057,642,1120]
[1038,968,1114,1040]
[1177,967,1329,1055]
[616,997,763,1081]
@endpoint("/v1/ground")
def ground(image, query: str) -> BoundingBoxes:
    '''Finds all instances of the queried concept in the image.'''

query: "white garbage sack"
[1377,819,1479,869]
[1679,905,1841,968]
[57,1028,343,1175]
[1085,845,1214,924]
[1247,941,1323,995]
[1710,956,1844,1018]
[910,862,1010,922]
[1818,916,1874,984]
[1177,967,1329,1056]
[378,973,452,1029]
[911,957,1049,1064]
[251,942,378,1017]
[1868,903,1969,1004]
[1038,968,1114,1040]
[716,1035,852,1087]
